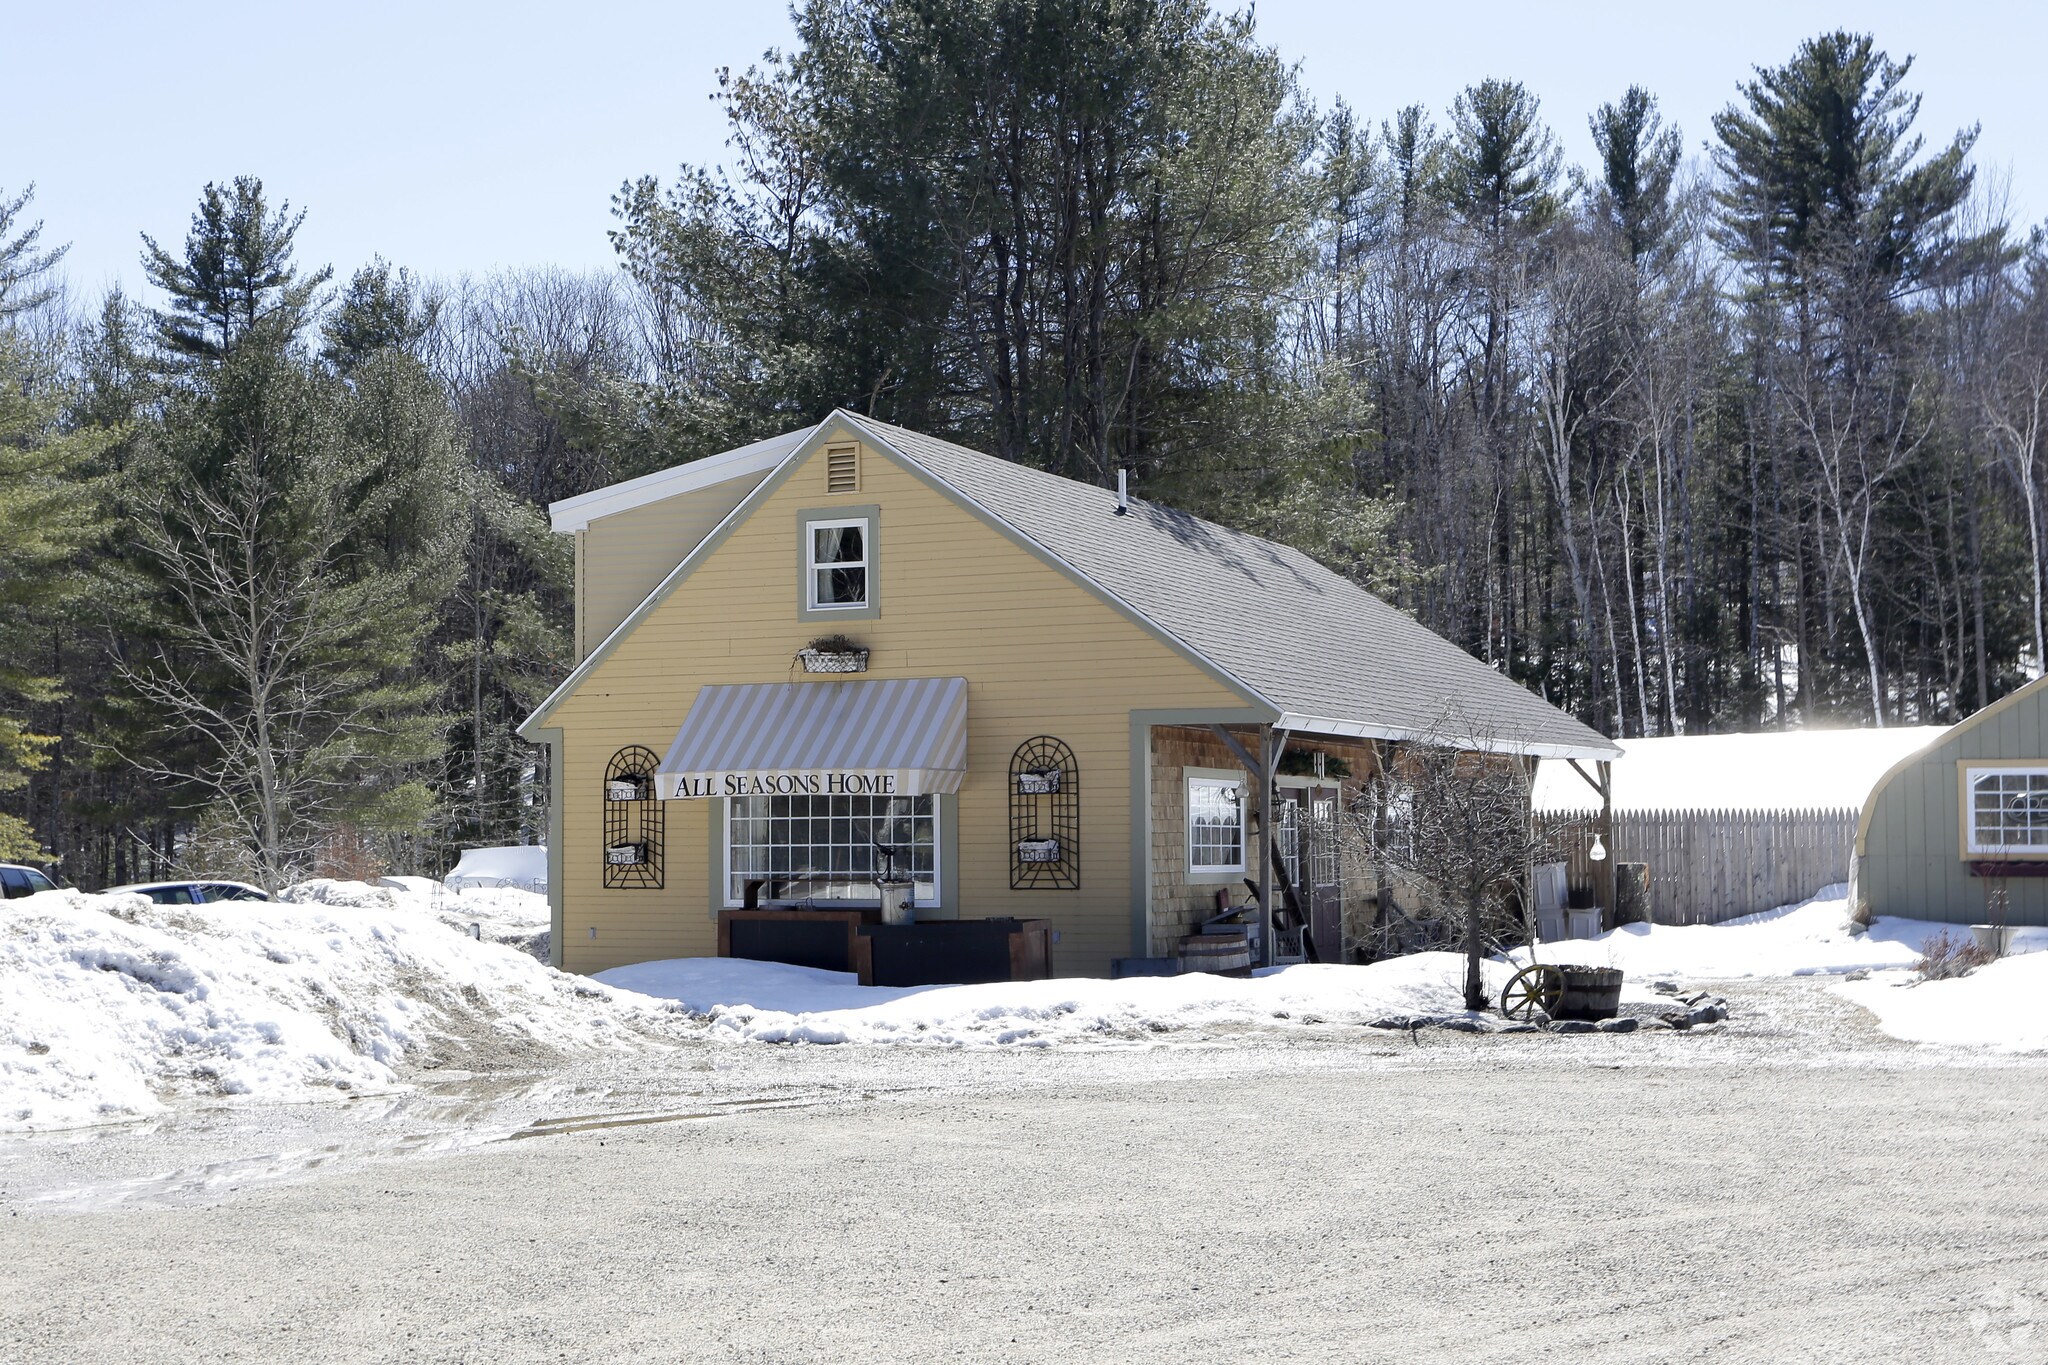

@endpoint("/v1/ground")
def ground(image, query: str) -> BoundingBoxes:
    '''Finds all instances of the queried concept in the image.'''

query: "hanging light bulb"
[1589,833,1608,862]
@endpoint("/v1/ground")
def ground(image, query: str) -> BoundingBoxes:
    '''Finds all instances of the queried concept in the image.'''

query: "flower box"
[1016,837,1061,864]
[1016,769,1061,795]
[605,842,646,867]
[798,648,869,674]
[605,778,646,802]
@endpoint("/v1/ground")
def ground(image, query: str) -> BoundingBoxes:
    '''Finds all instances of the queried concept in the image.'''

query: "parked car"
[103,880,273,906]
[0,862,62,899]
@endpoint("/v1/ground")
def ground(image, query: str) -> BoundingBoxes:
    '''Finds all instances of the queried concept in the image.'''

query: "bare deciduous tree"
[1357,710,1570,1011]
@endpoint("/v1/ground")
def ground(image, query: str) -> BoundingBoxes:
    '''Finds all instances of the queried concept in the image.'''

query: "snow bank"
[0,885,649,1132]
[1518,884,2048,1050]
[444,844,546,891]
[596,953,1513,1047]
[293,878,551,957]
[1532,727,1946,813]
[1509,886,1941,978]
[1836,952,2048,1052]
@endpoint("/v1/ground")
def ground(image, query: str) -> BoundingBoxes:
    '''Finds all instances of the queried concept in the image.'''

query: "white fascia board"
[1272,711,1622,762]
[520,418,855,736]
[547,426,818,533]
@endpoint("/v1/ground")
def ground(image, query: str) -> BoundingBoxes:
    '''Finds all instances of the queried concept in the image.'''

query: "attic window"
[806,517,870,609]
[825,445,860,494]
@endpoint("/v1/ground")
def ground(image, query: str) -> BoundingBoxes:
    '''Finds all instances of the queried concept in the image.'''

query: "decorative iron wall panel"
[1009,736,1078,889]
[603,745,664,889]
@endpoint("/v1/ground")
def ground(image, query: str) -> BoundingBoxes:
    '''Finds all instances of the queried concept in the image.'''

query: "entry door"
[1304,787,1343,961]
[1273,785,1344,962]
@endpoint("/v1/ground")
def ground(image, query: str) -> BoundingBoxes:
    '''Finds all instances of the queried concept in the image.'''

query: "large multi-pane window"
[805,518,869,609]
[1965,767,2048,855]
[1187,775,1246,875]
[725,793,937,905]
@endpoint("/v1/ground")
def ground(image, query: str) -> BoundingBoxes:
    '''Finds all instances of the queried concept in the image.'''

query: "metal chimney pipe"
[1115,468,1129,516]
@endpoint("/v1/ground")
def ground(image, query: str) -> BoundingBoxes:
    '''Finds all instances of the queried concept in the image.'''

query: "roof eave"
[1271,711,1621,762]
[546,425,817,533]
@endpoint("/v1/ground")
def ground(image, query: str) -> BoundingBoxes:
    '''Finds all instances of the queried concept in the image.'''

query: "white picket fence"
[1549,807,1859,926]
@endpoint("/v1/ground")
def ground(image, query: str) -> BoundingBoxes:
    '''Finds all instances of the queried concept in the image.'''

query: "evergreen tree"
[0,192,109,862]
[119,185,462,888]
[0,184,68,317]
[140,176,331,366]
[322,257,439,375]
[1589,87,1682,265]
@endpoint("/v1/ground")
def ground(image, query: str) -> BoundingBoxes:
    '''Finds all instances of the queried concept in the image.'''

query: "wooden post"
[1598,758,1616,930]
[1522,756,1538,947]
[1257,726,1276,967]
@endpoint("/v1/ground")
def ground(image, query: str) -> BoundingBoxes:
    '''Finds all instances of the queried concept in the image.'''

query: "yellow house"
[520,412,1617,978]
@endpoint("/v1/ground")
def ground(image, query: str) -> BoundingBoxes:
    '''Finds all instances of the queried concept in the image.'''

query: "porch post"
[1257,726,1274,967]
[1598,757,1615,930]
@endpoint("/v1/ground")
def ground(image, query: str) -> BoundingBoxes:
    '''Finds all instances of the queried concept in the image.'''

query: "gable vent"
[825,445,860,494]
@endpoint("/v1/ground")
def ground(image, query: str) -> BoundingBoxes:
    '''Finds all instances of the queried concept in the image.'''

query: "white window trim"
[1185,768,1248,881]
[1963,764,2048,856]
[721,793,943,909]
[804,515,871,611]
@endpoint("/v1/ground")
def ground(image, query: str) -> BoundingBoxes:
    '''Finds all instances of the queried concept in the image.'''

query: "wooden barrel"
[1553,965,1624,1021]
[1179,931,1252,975]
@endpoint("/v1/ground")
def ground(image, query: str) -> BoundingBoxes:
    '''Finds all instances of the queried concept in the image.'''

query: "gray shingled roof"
[847,413,1618,760]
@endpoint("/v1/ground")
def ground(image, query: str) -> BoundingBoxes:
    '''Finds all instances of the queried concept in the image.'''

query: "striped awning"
[655,677,968,800]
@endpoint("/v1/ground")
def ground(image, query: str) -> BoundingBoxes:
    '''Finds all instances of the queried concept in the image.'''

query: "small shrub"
[1915,929,1996,981]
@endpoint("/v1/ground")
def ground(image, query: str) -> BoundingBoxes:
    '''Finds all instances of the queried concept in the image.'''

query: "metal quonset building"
[1854,676,2048,928]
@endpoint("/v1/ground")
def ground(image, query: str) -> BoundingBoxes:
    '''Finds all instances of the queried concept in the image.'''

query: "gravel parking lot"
[5,978,2047,1364]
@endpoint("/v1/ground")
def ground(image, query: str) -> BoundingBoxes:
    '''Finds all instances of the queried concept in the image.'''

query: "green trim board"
[937,792,960,919]
[707,796,724,920]
[795,502,882,623]
[527,724,566,968]
[1127,707,1272,960]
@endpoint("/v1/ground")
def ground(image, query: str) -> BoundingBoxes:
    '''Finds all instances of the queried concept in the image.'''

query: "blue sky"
[13,1,2041,302]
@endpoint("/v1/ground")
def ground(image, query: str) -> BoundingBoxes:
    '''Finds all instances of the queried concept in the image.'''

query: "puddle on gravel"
[11,1080,828,1214]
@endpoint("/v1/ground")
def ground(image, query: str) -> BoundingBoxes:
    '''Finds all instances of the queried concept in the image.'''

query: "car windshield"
[23,868,56,894]
[203,884,268,902]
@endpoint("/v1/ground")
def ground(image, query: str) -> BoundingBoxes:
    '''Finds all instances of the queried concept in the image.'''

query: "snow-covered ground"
[1520,884,2048,1051]
[1509,885,1935,978]
[598,953,1513,1046]
[443,844,546,892]
[0,883,653,1133]
[1835,955,2048,1053]
[11,868,2046,1137]
[1531,726,1946,812]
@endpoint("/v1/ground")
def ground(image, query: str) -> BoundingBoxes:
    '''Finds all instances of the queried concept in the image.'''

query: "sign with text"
[659,771,904,800]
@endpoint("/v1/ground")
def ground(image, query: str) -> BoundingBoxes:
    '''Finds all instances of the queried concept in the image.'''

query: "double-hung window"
[1964,766,2048,855]
[806,517,869,610]
[1186,772,1247,877]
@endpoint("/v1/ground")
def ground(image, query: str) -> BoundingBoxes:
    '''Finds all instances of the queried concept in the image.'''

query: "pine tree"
[119,184,461,888]
[322,257,439,375]
[140,176,332,367]
[1590,87,1682,265]
[0,190,109,862]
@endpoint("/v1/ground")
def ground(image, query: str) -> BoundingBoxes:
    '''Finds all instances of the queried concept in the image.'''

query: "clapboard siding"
[1856,676,2048,926]
[549,430,1250,976]
[1552,808,1858,926]
[576,470,765,659]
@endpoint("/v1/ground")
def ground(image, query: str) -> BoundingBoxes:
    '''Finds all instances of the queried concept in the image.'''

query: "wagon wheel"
[1500,964,1566,1021]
